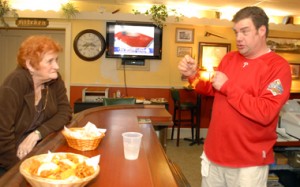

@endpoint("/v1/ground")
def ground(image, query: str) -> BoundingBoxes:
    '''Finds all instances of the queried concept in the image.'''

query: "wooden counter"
[274,141,300,147]
[0,105,188,187]
[73,98,169,113]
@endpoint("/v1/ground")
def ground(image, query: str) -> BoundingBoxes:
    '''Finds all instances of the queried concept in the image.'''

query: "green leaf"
[61,2,80,19]
[131,4,182,28]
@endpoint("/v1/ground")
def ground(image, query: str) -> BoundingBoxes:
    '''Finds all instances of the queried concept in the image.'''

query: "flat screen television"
[106,21,163,60]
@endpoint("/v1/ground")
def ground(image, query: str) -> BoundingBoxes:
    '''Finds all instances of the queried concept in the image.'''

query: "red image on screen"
[115,32,154,47]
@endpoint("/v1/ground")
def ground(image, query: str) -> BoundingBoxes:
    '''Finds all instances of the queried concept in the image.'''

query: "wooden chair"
[103,98,136,106]
[170,87,197,146]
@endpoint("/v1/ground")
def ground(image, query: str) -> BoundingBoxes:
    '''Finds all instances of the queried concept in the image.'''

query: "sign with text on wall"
[16,18,49,27]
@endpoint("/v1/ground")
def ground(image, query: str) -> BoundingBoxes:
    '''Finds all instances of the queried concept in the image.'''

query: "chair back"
[103,98,136,106]
[170,87,180,103]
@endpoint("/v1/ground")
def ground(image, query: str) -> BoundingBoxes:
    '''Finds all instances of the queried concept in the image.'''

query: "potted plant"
[60,2,80,20]
[0,0,18,27]
[133,4,182,28]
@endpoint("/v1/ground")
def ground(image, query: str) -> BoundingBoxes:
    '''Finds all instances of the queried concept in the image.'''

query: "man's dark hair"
[232,6,269,38]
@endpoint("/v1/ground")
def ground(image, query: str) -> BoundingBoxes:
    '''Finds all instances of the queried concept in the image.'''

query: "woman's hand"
[178,55,198,77]
[17,131,40,159]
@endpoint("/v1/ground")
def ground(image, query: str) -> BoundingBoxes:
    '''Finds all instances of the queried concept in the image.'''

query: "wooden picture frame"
[175,28,194,43]
[198,42,231,69]
[267,37,300,54]
[290,64,300,79]
[177,46,192,57]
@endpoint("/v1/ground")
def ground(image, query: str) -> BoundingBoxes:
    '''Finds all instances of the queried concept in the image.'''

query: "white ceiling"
[94,0,300,16]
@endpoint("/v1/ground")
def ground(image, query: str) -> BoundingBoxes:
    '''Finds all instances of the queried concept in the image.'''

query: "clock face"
[73,29,106,61]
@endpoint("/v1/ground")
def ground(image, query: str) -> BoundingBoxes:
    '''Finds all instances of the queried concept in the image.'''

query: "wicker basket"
[62,128,105,151]
[20,152,100,187]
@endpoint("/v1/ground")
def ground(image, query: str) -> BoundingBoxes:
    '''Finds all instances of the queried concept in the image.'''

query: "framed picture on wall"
[177,46,192,57]
[267,37,300,54]
[290,64,300,79]
[198,42,231,69]
[175,28,194,43]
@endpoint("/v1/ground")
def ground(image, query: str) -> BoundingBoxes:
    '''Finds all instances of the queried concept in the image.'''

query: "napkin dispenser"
[82,88,109,102]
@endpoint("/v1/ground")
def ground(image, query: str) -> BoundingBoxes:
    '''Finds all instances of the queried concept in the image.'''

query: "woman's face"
[34,51,60,83]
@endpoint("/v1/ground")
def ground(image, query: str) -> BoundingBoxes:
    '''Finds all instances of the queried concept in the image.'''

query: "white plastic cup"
[122,132,143,160]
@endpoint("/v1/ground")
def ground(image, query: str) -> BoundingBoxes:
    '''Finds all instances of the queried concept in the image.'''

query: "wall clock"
[73,29,106,61]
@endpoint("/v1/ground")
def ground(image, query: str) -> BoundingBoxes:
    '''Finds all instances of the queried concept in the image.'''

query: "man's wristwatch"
[34,130,42,140]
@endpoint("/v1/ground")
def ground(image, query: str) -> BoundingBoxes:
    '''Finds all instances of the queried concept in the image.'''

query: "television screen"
[106,22,163,60]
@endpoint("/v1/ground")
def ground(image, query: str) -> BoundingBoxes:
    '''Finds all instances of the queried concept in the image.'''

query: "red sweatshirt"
[190,51,291,167]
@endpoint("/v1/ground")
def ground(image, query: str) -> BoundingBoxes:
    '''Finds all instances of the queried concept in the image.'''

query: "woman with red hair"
[0,35,72,175]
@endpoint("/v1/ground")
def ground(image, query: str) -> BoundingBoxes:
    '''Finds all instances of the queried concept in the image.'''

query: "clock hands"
[74,29,105,61]
[82,42,99,49]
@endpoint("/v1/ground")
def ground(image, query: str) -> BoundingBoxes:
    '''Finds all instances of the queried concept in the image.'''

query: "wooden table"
[0,105,189,187]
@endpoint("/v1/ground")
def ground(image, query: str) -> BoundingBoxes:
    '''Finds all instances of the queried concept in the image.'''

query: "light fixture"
[282,16,294,24]
[11,0,69,11]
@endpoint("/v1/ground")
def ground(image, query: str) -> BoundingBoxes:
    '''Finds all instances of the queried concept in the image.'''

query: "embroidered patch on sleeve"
[267,79,283,96]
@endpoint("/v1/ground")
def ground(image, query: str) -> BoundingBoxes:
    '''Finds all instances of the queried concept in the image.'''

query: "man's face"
[233,18,266,59]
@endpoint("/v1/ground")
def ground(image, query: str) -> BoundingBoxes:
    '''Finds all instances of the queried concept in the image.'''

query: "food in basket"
[20,152,100,187]
[62,122,106,151]
[64,122,106,139]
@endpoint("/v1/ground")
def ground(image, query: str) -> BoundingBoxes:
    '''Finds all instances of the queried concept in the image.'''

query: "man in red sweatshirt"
[178,6,291,187]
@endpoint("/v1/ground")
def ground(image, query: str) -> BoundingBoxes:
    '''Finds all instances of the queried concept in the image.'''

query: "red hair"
[17,35,62,69]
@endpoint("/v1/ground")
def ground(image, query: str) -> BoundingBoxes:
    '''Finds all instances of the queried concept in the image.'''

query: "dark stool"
[170,87,197,146]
